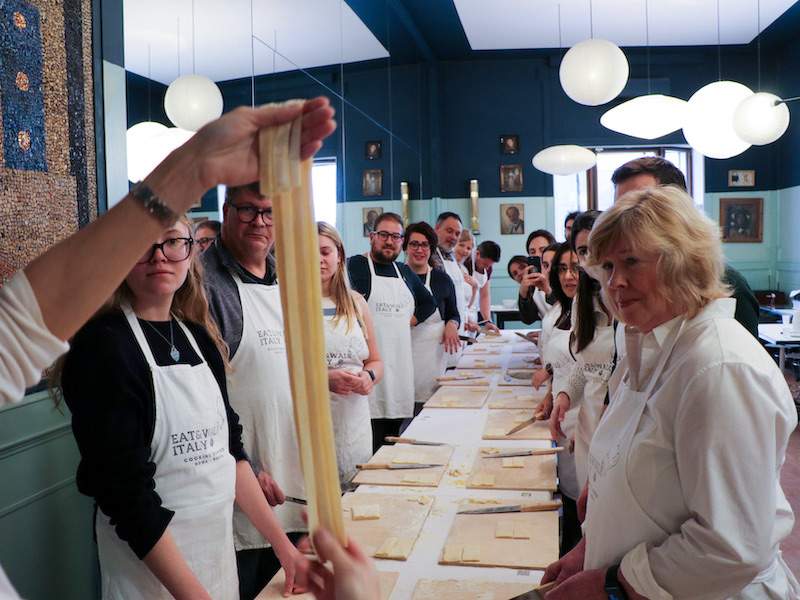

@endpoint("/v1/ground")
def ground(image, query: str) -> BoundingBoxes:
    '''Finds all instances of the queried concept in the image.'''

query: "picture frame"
[500,164,523,193]
[365,140,382,160]
[728,169,755,187]
[362,207,384,237]
[720,197,763,243]
[500,203,525,235]
[499,134,519,155]
[362,169,383,197]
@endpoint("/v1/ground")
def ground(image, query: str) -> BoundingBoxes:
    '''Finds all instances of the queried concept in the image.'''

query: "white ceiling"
[124,0,388,85]
[454,0,797,50]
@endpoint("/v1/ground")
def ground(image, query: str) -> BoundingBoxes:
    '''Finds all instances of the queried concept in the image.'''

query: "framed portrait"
[728,169,755,187]
[720,197,763,243]
[500,203,525,235]
[362,169,383,197]
[362,207,384,237]
[500,164,523,193]
[365,140,382,160]
[499,134,519,155]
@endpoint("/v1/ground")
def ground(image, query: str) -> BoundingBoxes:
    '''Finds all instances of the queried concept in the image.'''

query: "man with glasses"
[194,219,221,253]
[347,212,436,450]
[200,182,305,600]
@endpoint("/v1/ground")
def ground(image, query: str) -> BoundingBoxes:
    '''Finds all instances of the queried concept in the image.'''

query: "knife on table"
[481,448,564,459]
[285,496,307,505]
[508,581,558,600]
[457,500,562,515]
[355,462,443,470]
[385,436,445,446]
[505,417,538,436]
[436,374,483,382]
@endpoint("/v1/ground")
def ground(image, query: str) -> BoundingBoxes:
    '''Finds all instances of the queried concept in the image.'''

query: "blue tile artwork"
[0,0,47,171]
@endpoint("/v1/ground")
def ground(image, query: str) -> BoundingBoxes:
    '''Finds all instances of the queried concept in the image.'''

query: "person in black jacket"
[56,218,308,600]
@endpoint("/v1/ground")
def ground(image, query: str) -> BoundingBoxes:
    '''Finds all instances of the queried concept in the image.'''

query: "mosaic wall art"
[0,0,97,282]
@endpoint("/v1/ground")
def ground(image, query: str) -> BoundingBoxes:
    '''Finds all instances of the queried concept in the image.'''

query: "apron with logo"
[96,307,237,599]
[366,256,415,419]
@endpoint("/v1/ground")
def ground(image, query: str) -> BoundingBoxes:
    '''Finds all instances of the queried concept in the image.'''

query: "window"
[311,158,337,227]
[552,146,695,237]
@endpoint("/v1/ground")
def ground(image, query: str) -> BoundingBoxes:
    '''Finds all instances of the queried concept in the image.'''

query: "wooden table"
[758,323,800,371]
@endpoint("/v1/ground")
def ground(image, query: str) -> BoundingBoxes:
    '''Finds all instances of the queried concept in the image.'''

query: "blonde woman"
[318,222,383,484]
[454,229,479,326]
[57,218,307,600]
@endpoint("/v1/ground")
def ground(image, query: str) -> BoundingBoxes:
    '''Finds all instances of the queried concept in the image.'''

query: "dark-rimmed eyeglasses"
[407,240,430,250]
[195,236,216,249]
[137,238,194,264]
[230,204,273,224]
[373,230,404,241]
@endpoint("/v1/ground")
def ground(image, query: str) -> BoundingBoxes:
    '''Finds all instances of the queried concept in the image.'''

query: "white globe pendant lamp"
[683,81,753,159]
[532,145,597,176]
[127,121,168,182]
[559,39,629,106]
[164,74,223,132]
[128,126,194,182]
[733,92,790,145]
[601,94,687,139]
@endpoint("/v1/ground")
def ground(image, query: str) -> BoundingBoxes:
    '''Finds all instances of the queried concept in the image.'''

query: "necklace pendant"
[170,346,181,362]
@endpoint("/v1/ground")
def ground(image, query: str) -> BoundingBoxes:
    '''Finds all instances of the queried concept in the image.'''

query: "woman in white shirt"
[543,186,798,599]
[319,222,383,485]
[454,229,479,325]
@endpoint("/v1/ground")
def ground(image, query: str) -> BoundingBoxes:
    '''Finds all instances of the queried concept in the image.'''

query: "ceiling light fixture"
[532,145,597,176]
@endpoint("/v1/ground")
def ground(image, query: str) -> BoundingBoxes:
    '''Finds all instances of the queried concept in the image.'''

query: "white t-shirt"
[0,272,68,407]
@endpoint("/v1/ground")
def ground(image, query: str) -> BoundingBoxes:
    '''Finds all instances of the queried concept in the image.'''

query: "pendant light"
[532,145,597,176]
[559,0,629,106]
[733,0,790,145]
[164,3,223,132]
[682,0,751,159]
[600,0,687,139]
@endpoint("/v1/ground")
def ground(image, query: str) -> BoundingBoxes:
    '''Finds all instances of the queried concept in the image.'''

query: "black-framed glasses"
[195,236,216,249]
[373,230,404,241]
[230,204,273,224]
[407,240,430,250]
[137,237,194,264]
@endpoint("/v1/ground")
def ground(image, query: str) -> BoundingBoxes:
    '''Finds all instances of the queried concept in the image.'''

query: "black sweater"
[411,267,460,325]
[61,310,247,560]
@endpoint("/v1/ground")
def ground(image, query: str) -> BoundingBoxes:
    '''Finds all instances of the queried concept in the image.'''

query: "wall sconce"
[469,179,480,235]
[400,181,410,227]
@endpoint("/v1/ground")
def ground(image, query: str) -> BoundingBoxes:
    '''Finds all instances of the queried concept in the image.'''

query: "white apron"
[226,273,305,548]
[366,256,415,419]
[96,307,237,600]
[322,299,372,484]
[437,248,467,367]
[573,322,614,489]
[584,320,800,598]
[459,263,478,326]
[410,268,447,404]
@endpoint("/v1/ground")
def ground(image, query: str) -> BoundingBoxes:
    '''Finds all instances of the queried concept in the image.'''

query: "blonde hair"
[587,185,729,319]
[318,221,365,336]
[50,216,229,405]
[458,229,474,244]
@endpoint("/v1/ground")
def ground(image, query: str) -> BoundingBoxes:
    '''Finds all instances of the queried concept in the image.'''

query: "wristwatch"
[545,363,554,376]
[364,369,376,382]
[130,181,178,226]
[604,565,629,600]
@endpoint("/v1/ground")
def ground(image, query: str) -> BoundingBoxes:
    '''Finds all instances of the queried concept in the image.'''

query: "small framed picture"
[500,164,523,193]
[362,207,383,237]
[500,203,525,235]
[362,169,383,197]
[728,169,755,187]
[499,134,519,155]
[365,140,382,160]
[720,197,763,243]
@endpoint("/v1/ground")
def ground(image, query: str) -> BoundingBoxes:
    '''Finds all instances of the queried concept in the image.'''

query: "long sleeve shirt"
[346,254,436,324]
[0,272,68,406]
[61,311,247,559]
[518,288,552,325]
[412,267,460,326]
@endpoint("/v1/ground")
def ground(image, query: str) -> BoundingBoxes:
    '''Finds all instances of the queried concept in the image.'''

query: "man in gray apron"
[201,183,305,600]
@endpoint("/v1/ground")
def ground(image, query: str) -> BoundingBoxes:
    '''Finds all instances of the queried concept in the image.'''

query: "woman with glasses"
[54,218,308,600]
[317,222,383,484]
[403,222,461,408]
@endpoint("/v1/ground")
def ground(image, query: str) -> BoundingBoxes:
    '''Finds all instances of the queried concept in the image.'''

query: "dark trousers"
[370,418,405,453]
[560,494,582,556]
[236,532,305,600]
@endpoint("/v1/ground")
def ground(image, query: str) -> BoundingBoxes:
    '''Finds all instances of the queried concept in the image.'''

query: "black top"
[346,254,436,323]
[518,291,554,325]
[411,267,460,325]
[61,310,247,560]
[723,265,759,339]
[200,237,277,358]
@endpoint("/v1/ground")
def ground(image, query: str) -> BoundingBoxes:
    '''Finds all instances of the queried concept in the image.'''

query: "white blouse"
[610,299,798,598]
[0,272,69,406]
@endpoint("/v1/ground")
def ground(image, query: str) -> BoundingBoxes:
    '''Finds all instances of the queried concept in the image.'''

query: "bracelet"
[545,363,554,376]
[130,181,178,226]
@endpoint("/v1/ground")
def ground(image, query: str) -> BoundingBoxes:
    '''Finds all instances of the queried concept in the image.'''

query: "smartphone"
[526,255,542,273]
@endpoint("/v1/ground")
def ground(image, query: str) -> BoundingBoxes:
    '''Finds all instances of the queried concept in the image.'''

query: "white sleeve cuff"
[620,543,673,600]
